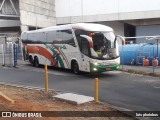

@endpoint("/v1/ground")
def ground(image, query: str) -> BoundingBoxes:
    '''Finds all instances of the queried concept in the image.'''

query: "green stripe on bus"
[45,44,65,68]
[57,55,65,68]
[59,49,69,67]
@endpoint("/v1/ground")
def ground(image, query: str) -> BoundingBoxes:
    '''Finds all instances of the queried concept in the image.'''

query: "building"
[0,0,56,36]
[0,0,160,44]
[56,0,160,44]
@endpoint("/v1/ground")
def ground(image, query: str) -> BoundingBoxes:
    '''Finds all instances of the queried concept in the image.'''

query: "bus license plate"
[106,68,111,70]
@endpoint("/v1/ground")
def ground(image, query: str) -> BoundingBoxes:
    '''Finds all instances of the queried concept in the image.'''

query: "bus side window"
[47,31,55,43]
[28,33,36,43]
[82,39,89,56]
[55,30,63,44]
[80,37,90,57]
[61,29,75,47]
[74,29,87,36]
[37,32,45,43]
[74,29,87,50]
[47,31,62,44]
[77,36,82,50]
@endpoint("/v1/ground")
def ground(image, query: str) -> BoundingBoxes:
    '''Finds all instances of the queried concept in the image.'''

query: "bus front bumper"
[90,63,120,73]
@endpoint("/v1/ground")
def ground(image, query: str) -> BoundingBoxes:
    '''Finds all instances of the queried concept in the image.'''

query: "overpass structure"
[0,0,56,36]
[0,0,19,18]
[0,0,20,36]
[56,0,160,44]
[0,0,160,44]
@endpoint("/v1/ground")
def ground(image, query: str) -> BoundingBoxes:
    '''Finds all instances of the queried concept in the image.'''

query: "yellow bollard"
[44,64,48,93]
[94,78,99,103]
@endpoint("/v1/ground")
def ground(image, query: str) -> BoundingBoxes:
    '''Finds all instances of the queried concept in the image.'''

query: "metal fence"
[0,36,22,67]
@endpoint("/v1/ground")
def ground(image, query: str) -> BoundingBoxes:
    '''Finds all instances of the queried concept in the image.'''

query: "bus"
[21,23,125,74]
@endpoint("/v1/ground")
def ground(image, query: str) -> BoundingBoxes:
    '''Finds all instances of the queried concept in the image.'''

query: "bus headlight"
[94,63,98,66]
[93,68,97,71]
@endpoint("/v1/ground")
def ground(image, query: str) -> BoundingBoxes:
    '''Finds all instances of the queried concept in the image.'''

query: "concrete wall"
[136,25,160,44]
[0,20,20,27]
[19,0,56,31]
[56,0,160,24]
[98,21,124,36]
[0,0,19,27]
[0,0,20,35]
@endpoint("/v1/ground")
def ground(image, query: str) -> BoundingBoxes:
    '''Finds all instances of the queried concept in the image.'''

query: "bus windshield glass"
[91,32,119,60]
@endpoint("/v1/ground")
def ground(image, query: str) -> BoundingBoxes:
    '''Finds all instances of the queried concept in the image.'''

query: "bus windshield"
[91,32,119,60]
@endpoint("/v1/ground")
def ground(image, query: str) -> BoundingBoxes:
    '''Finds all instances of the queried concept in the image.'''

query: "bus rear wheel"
[72,61,79,74]
[29,56,34,65]
[34,57,39,67]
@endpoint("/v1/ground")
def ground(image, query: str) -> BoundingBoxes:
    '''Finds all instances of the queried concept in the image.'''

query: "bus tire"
[72,61,79,74]
[34,57,39,67]
[29,56,34,65]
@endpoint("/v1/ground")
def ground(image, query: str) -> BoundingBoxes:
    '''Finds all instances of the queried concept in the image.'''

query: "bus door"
[80,37,91,72]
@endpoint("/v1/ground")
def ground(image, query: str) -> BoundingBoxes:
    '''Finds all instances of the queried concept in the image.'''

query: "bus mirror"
[122,39,125,45]
[88,41,93,48]
[117,35,125,45]
[88,33,94,38]
[80,35,93,47]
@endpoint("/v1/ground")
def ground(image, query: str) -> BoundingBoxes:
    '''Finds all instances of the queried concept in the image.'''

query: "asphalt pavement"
[0,61,160,112]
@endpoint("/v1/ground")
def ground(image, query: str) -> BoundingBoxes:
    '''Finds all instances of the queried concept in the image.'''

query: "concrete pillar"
[20,25,29,32]
[19,0,56,30]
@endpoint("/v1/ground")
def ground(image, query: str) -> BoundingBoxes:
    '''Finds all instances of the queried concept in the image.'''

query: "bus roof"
[71,23,113,32]
[22,23,113,34]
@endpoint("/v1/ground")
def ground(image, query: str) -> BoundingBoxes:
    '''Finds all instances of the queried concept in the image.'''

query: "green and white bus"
[21,23,124,74]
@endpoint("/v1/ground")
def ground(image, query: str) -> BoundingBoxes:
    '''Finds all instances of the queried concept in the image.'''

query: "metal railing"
[0,36,21,67]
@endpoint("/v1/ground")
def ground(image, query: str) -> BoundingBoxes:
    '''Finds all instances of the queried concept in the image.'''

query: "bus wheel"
[29,56,34,65]
[72,61,79,74]
[34,57,39,67]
